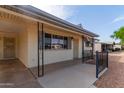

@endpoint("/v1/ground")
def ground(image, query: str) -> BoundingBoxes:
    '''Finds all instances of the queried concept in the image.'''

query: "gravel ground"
[95,51,124,88]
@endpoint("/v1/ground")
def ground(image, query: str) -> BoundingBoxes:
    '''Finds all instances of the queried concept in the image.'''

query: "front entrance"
[73,39,79,59]
[3,37,16,59]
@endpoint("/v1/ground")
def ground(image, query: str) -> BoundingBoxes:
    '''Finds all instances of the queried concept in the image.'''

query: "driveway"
[0,59,42,88]
[95,51,124,88]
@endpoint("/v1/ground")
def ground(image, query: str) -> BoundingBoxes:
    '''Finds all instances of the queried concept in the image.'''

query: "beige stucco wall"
[27,23,83,67]
[0,34,3,59]
[25,21,88,67]
[0,21,86,68]
[78,36,83,58]
[0,14,87,68]
[43,49,73,65]
[27,22,38,68]
[18,29,28,67]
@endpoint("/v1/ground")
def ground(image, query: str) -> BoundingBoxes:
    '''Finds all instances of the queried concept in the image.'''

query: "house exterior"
[0,5,98,76]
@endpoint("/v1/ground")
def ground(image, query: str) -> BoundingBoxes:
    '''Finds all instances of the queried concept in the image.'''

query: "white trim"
[98,68,108,78]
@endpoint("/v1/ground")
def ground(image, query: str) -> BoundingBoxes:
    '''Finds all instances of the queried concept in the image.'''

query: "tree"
[110,26,124,45]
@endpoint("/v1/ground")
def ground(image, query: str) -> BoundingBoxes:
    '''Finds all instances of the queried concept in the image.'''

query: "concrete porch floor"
[38,63,97,88]
[0,59,42,88]
[0,59,97,88]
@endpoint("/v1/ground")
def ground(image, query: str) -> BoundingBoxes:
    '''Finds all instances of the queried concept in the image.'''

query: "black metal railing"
[83,50,93,61]
[96,51,108,78]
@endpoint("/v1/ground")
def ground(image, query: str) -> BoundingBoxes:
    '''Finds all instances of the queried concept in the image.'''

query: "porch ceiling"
[0,11,27,32]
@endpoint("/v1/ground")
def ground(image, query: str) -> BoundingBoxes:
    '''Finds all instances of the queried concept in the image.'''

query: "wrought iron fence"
[96,51,108,78]
[83,50,93,61]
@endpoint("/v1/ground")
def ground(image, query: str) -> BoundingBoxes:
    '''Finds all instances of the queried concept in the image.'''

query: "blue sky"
[34,5,124,42]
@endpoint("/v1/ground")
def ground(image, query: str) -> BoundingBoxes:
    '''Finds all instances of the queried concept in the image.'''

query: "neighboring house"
[113,44,122,51]
[0,5,98,76]
[94,42,113,52]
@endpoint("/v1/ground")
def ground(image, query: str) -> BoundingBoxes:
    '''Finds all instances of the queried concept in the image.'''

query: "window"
[51,35,64,49]
[43,33,72,50]
[85,41,92,47]
[45,33,51,49]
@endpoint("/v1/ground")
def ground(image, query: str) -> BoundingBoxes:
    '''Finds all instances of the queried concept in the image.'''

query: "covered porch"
[0,7,95,73]
[0,5,98,88]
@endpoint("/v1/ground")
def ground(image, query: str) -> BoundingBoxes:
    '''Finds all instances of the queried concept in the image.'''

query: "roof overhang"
[0,5,99,37]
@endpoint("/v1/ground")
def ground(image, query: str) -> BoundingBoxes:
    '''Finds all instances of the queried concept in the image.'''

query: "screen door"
[3,37,16,59]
